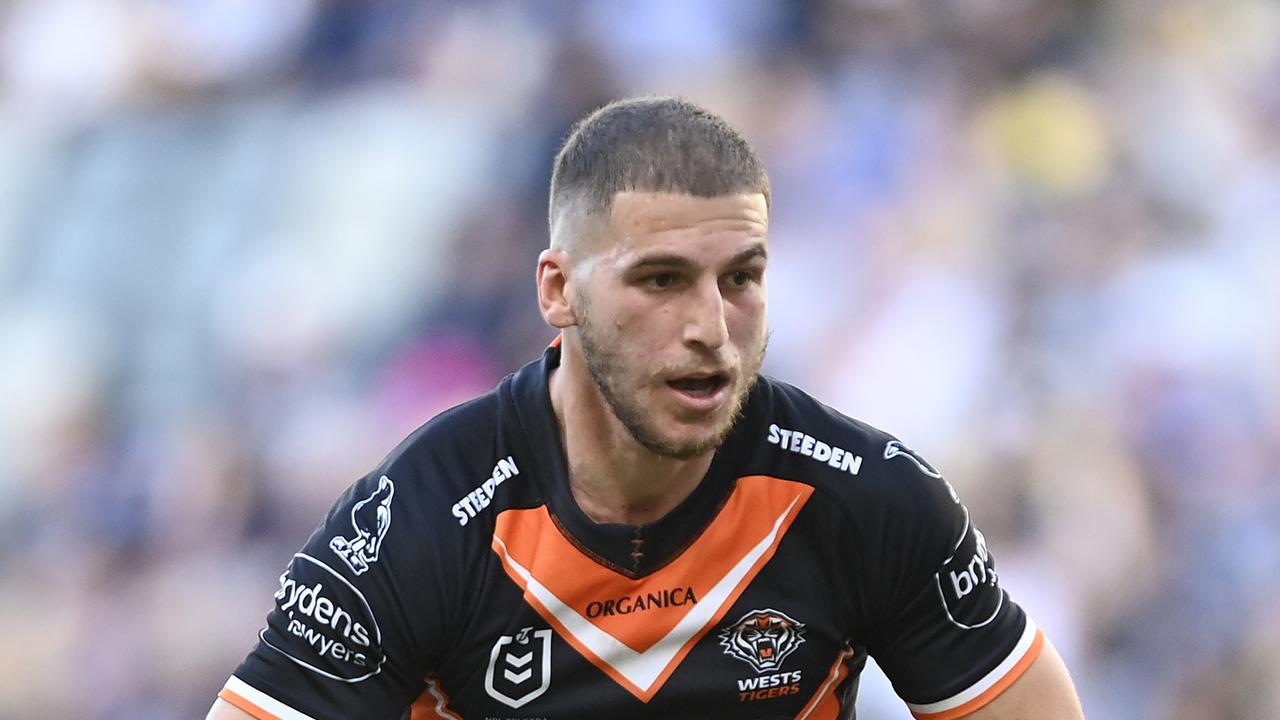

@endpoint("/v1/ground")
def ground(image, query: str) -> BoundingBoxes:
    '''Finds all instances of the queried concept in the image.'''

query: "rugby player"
[208,97,1084,719]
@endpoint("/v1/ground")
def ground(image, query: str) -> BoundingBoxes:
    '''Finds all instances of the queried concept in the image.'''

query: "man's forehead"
[607,191,769,238]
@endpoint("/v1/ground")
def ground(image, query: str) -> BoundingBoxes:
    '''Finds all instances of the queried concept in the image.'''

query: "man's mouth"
[666,373,729,398]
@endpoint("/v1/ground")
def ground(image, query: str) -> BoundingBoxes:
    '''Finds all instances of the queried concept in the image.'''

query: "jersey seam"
[546,506,637,577]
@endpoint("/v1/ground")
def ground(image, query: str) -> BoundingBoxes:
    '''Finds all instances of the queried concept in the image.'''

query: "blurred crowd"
[0,1,1277,718]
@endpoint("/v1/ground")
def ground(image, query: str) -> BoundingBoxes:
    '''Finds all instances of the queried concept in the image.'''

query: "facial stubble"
[575,293,766,460]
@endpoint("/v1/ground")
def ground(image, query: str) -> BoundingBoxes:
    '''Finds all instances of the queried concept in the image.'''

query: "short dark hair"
[548,97,770,240]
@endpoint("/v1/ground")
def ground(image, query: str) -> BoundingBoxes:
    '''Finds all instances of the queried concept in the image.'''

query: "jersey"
[219,344,1044,720]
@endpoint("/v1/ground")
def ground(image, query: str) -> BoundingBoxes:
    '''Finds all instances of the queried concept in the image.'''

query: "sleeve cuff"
[906,618,1045,720]
[219,676,321,720]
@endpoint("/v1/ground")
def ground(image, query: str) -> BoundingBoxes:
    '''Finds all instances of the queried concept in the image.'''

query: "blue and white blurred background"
[1,1,1277,718]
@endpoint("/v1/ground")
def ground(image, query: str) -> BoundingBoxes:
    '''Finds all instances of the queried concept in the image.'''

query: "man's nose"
[682,279,729,350]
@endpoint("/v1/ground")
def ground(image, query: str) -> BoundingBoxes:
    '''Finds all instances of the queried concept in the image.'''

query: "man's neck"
[548,350,715,526]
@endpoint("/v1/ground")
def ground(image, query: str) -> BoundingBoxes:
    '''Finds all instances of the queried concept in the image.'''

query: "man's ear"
[537,248,577,329]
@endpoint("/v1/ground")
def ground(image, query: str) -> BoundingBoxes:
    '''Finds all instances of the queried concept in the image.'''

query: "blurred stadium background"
[0,1,1278,718]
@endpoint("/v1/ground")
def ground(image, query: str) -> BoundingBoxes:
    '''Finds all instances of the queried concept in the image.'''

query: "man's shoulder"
[747,376,957,515]
[751,375,895,472]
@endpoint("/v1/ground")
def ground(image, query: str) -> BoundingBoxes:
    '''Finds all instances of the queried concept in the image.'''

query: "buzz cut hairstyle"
[548,96,771,245]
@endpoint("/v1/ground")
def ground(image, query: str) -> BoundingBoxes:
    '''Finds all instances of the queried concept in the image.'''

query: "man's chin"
[643,436,720,461]
[608,383,748,459]
[648,419,736,459]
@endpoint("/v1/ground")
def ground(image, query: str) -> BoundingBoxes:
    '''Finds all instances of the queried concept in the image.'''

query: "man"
[208,97,1084,719]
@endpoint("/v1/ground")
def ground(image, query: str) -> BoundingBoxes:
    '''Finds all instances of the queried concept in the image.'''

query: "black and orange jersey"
[219,344,1044,720]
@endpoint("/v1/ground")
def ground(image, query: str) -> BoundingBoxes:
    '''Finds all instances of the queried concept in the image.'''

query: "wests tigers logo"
[718,608,806,673]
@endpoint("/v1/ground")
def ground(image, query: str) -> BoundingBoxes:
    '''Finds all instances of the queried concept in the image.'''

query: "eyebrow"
[626,244,768,271]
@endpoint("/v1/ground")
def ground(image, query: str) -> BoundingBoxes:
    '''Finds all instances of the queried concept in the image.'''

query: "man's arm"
[207,469,458,719]
[965,637,1084,719]
[205,698,257,720]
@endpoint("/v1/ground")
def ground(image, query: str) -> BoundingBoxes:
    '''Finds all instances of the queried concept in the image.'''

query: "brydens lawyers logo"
[719,609,806,674]
[330,475,394,576]
[485,626,553,709]
[262,553,384,682]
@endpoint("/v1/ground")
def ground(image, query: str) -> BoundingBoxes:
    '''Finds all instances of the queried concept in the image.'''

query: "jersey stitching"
[547,508,637,577]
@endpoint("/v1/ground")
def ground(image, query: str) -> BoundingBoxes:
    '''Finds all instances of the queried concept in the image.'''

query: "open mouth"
[667,374,728,398]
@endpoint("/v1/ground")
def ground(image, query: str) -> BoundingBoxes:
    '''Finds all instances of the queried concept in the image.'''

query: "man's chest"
[425,506,863,720]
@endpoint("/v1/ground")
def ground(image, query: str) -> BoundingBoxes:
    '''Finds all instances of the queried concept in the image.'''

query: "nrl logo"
[330,475,395,576]
[719,608,806,674]
[485,626,553,708]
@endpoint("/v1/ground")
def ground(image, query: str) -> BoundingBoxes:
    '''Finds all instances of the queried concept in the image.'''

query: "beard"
[576,297,766,460]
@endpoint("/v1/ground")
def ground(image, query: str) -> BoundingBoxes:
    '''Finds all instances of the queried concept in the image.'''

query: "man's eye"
[647,273,676,289]
[727,271,757,287]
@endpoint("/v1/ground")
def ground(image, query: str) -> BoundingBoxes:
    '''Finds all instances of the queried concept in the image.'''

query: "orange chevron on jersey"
[491,474,813,702]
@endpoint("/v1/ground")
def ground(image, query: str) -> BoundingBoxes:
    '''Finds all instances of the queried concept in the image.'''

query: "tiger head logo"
[718,608,806,673]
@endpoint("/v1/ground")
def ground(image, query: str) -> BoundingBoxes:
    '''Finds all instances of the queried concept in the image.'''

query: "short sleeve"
[219,471,455,720]
[860,440,1045,720]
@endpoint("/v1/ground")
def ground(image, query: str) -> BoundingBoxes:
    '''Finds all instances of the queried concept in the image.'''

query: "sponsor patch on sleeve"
[933,511,1004,630]
[260,553,386,682]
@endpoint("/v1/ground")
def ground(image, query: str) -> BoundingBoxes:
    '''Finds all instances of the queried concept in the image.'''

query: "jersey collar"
[506,342,764,578]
